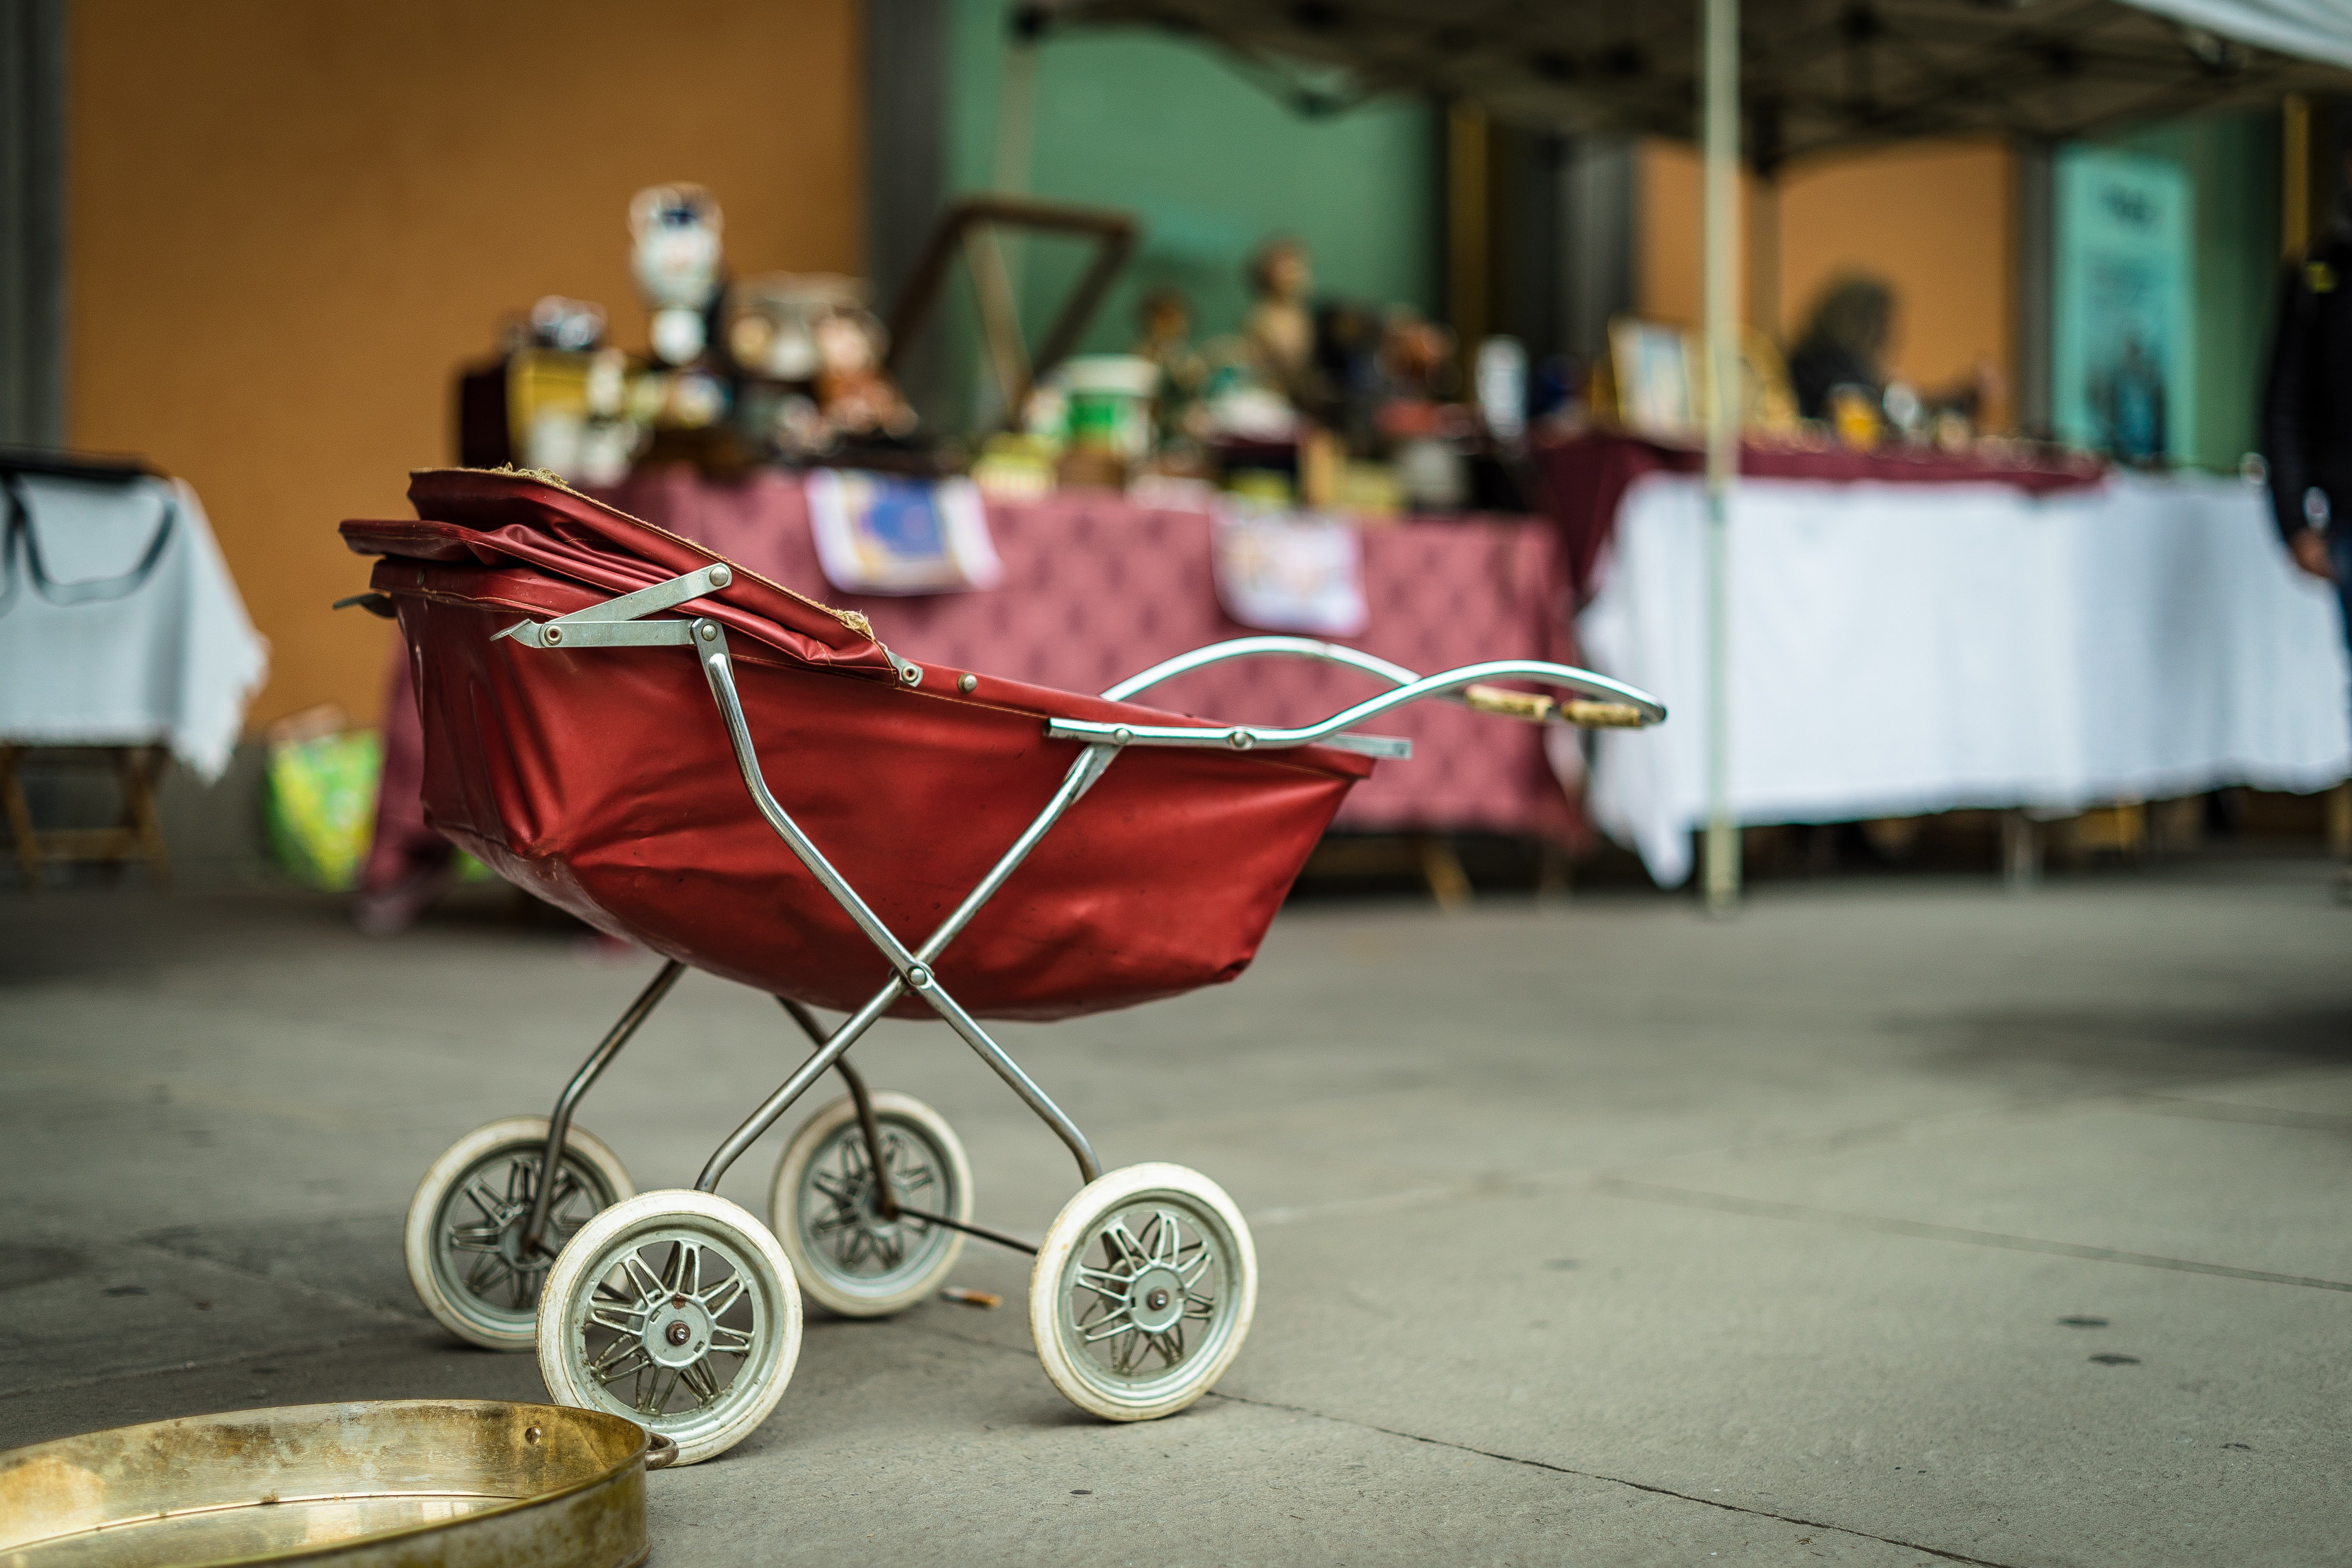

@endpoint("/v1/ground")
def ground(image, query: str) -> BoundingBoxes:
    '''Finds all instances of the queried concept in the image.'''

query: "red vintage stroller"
[342,468,1663,1464]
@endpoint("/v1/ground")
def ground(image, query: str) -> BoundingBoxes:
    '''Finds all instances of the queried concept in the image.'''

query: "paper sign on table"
[1210,510,1367,637]
[806,470,1004,595]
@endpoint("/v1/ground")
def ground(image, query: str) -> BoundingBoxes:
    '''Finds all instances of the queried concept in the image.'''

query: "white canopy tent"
[1041,0,2352,907]
[2130,0,2352,72]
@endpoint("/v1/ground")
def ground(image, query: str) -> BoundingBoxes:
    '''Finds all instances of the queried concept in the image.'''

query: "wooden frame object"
[0,743,171,889]
[882,194,1139,430]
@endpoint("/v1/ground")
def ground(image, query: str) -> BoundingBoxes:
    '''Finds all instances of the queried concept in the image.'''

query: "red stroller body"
[351,468,1373,1021]
[347,469,1663,1464]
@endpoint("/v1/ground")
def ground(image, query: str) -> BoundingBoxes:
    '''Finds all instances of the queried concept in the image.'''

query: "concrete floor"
[2,861,2347,1566]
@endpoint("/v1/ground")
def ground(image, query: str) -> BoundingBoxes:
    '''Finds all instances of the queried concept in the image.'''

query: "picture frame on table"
[1603,317,1799,439]
[1607,317,1695,438]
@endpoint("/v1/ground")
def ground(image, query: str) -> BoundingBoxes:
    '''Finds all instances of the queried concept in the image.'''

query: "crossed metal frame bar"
[779,1000,1043,1256]
[501,568,1665,1259]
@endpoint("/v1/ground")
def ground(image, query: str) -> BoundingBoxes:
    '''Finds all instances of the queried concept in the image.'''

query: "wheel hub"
[857,1178,905,1234]
[642,1298,712,1368]
[1129,1266,1184,1334]
[492,1210,554,1272]
[477,1156,567,1255]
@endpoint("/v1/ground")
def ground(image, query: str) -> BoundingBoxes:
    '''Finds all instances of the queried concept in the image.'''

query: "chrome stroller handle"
[1101,636,1424,700]
[1096,635,1665,744]
[1052,651,1666,754]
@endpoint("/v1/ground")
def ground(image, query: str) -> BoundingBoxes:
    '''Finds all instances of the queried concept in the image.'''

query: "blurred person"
[2261,152,2352,593]
[1788,276,1894,421]
[2259,142,2352,897]
[1788,274,1999,432]
[353,647,454,936]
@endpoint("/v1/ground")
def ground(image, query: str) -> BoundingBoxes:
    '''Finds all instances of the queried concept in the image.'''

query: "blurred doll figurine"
[1378,308,1458,403]
[1245,237,1321,409]
[726,272,864,382]
[630,183,725,365]
[1132,287,1206,440]
[812,310,916,439]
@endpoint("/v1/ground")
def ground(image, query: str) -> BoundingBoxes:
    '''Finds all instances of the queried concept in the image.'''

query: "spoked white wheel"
[770,1092,973,1318]
[1030,1163,1257,1421]
[404,1116,634,1350]
[538,1190,802,1466]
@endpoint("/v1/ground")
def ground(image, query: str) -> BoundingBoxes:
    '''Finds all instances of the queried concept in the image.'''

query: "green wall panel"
[2101,112,2281,472]
[941,0,1434,426]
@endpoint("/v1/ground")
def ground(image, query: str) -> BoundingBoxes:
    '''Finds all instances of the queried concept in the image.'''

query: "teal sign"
[2053,147,2194,464]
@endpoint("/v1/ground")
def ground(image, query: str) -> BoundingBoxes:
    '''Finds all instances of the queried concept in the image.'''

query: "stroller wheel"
[770,1092,973,1318]
[537,1190,802,1466]
[1030,1163,1257,1422]
[404,1116,634,1351]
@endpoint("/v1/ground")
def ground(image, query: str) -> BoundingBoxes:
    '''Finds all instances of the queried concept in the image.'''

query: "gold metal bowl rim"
[0,1398,657,1567]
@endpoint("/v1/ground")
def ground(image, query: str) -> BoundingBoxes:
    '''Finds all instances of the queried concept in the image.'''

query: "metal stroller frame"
[492,561,1666,1269]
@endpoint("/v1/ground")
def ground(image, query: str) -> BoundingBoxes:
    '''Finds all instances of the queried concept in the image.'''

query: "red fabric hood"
[340,467,898,681]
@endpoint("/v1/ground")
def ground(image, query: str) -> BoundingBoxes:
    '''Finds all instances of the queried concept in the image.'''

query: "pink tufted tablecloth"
[603,470,1582,842]
[365,472,1583,904]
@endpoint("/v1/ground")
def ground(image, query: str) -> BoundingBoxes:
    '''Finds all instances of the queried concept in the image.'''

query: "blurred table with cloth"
[0,457,268,885]
[1540,434,2352,886]
[1537,432,2111,598]
[363,472,1585,918]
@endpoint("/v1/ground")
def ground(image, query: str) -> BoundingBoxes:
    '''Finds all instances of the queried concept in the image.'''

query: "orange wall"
[1636,141,1765,332]
[1638,138,2015,428]
[68,0,864,730]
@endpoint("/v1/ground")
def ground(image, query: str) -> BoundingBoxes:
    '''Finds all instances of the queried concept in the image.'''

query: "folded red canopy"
[343,469,1373,1020]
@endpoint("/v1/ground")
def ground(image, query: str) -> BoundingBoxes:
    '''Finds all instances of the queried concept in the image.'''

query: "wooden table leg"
[2001,809,2041,892]
[123,744,173,889]
[1413,833,1473,911]
[1535,839,1572,902]
[0,746,40,890]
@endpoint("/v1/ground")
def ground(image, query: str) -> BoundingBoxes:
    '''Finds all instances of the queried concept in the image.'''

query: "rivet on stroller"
[341,468,1664,1464]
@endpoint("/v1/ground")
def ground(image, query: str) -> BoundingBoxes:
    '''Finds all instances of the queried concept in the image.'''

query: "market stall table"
[1536,435,2352,885]
[1537,431,2108,597]
[0,463,266,886]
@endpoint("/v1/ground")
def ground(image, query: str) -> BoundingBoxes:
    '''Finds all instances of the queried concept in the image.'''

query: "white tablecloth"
[0,474,267,780]
[1581,470,2352,886]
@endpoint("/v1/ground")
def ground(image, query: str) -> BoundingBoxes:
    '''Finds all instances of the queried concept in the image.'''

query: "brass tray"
[0,1400,671,1568]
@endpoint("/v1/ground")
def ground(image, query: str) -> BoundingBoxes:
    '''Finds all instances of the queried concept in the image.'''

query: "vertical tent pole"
[1700,0,1742,915]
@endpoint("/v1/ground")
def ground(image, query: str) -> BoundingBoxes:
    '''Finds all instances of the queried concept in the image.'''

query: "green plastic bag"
[265,730,382,891]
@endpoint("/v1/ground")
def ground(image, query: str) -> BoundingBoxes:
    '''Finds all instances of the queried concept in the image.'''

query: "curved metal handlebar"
[1055,647,1666,753]
[1102,635,1424,701]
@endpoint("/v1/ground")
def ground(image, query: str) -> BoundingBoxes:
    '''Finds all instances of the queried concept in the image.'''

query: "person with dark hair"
[1786,274,1998,438]
[1787,275,1895,420]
